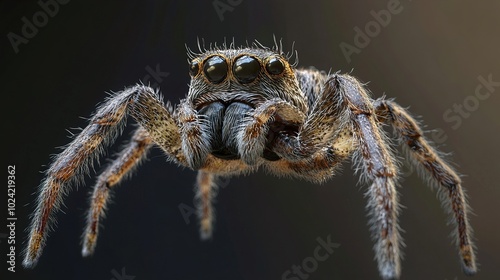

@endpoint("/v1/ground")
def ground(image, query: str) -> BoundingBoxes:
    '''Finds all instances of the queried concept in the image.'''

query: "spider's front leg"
[271,74,402,279]
[24,85,184,267]
[335,75,402,280]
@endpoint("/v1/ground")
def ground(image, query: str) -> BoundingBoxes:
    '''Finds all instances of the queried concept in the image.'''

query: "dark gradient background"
[2,1,500,279]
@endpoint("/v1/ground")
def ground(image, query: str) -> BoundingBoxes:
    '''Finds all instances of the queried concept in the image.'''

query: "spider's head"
[186,45,307,112]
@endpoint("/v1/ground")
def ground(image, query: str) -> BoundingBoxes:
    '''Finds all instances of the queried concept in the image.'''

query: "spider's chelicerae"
[24,42,477,279]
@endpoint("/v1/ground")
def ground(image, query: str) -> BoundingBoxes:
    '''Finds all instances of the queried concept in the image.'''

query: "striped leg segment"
[82,127,152,256]
[375,99,477,275]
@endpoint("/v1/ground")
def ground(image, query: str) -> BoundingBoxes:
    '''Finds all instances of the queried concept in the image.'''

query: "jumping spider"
[24,41,477,279]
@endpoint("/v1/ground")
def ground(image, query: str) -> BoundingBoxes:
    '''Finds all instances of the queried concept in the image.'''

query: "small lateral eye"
[189,60,200,76]
[203,55,228,83]
[233,55,261,84]
[265,56,285,75]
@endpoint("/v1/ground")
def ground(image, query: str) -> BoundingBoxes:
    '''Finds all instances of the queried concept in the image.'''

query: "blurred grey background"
[2,0,499,279]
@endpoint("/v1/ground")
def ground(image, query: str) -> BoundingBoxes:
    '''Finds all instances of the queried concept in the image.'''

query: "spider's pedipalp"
[82,127,152,257]
[374,99,477,275]
[262,70,356,182]
[237,98,306,165]
[271,70,349,161]
[177,100,212,169]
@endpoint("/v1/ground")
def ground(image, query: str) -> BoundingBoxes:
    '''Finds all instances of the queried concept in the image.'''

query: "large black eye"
[265,56,285,75]
[203,56,228,83]
[233,55,260,84]
[189,60,199,76]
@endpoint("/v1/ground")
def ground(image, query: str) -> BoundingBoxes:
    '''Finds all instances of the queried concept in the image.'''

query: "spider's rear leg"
[195,170,223,239]
[24,85,182,267]
[374,99,477,275]
[82,127,152,257]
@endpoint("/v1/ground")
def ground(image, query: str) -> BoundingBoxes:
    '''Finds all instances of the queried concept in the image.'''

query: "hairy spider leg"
[269,74,402,279]
[82,127,153,257]
[24,85,182,267]
[330,75,402,280]
[195,170,220,239]
[374,99,477,275]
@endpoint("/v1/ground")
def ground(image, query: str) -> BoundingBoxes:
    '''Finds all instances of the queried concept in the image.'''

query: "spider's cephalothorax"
[181,47,308,166]
[24,42,477,280]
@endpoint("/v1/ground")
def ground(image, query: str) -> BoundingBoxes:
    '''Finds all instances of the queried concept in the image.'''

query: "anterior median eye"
[265,56,285,75]
[203,56,228,83]
[233,55,260,84]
